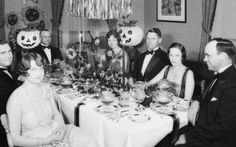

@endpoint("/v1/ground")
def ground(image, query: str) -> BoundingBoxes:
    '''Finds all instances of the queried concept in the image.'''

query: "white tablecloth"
[57,94,188,147]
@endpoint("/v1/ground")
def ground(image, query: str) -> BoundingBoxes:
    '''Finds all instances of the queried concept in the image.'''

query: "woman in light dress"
[147,43,195,100]
[7,53,97,147]
[100,30,130,74]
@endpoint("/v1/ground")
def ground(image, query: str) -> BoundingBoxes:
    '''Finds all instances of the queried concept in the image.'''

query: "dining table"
[54,87,189,147]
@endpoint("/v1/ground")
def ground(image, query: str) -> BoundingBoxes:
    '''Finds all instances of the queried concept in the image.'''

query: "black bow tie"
[42,46,50,50]
[0,68,8,71]
[146,50,155,55]
[213,72,220,78]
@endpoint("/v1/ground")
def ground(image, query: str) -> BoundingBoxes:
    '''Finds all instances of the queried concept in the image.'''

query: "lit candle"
[79,31,82,56]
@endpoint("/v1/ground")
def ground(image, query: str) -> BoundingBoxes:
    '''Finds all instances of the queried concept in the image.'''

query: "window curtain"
[212,0,236,39]
[51,0,64,48]
[0,0,5,43]
[198,0,217,62]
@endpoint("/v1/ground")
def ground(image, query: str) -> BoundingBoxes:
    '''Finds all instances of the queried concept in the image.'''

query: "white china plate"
[57,89,76,95]
[96,105,119,113]
[129,113,151,123]
[150,103,174,115]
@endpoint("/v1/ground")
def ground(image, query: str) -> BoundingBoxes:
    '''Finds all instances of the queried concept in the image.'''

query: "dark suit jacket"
[0,69,19,146]
[132,48,169,82]
[185,65,236,147]
[32,44,63,64]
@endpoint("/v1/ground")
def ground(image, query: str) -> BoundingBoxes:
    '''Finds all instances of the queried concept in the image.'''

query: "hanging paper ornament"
[118,20,144,46]
[21,6,44,25]
[5,11,20,29]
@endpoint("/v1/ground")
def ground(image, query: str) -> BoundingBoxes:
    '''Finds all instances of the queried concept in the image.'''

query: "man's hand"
[187,100,200,126]
[175,134,186,145]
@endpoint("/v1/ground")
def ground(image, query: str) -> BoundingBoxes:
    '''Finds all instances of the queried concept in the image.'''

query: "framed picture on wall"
[156,0,186,23]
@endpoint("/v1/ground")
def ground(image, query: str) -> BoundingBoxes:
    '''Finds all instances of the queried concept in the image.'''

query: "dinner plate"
[96,105,119,113]
[150,103,174,115]
[154,106,174,114]
[56,89,76,95]
[129,113,151,123]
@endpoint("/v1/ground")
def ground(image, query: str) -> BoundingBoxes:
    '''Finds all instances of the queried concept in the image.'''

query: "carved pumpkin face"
[17,30,40,49]
[118,26,143,46]
[8,14,18,26]
[25,8,40,22]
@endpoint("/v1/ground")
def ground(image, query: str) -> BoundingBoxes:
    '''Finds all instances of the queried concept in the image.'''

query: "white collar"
[0,66,7,69]
[41,43,49,47]
[217,64,232,74]
[148,47,160,52]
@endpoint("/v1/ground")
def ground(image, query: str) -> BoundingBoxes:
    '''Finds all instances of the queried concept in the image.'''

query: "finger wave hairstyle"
[17,52,45,77]
[106,29,122,47]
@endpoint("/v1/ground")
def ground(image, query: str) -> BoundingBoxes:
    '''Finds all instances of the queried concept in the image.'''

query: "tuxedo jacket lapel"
[204,79,226,102]
[0,70,15,83]
[50,46,56,61]
[39,45,50,63]
[202,66,233,102]
[139,54,146,70]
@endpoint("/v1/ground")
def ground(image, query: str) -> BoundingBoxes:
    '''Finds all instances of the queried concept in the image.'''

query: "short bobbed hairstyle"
[167,42,187,63]
[17,53,45,77]
[106,29,122,46]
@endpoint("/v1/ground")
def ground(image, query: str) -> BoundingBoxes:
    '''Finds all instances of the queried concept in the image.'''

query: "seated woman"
[6,53,96,147]
[147,43,195,100]
[100,30,130,74]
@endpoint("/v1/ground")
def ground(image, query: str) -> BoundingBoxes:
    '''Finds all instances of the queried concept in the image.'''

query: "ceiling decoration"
[68,0,132,20]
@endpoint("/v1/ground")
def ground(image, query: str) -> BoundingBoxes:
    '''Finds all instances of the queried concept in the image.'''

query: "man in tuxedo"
[0,42,19,146]
[174,38,236,147]
[131,28,169,82]
[33,29,63,64]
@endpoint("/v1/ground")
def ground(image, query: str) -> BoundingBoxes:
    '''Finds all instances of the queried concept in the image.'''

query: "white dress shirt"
[43,46,52,64]
[0,66,12,79]
[141,47,160,76]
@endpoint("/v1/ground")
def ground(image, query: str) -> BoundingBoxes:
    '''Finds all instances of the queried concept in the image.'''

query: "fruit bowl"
[153,91,173,105]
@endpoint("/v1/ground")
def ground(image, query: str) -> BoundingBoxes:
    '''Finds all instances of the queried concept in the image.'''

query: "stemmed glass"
[100,90,115,106]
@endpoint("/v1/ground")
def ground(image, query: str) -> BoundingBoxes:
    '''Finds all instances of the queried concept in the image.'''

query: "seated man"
[131,28,169,83]
[0,42,19,147]
[168,38,236,147]
[33,29,63,64]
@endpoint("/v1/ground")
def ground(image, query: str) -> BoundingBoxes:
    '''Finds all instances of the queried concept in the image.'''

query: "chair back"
[0,114,14,147]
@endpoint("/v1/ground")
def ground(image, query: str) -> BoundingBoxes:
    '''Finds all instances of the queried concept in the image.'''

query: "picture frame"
[156,0,186,23]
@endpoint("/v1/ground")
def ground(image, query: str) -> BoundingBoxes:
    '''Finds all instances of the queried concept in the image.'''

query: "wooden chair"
[0,114,14,147]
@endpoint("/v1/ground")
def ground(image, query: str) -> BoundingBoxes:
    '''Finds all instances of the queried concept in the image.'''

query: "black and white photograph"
[0,0,236,147]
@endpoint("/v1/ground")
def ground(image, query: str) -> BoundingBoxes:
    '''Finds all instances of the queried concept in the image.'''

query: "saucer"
[129,113,151,123]
[150,103,174,115]
[96,104,119,113]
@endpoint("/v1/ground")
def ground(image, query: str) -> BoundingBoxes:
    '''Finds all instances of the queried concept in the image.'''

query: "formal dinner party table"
[53,86,189,147]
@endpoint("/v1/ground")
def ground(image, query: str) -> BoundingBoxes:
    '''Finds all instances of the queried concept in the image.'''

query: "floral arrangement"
[45,39,126,91]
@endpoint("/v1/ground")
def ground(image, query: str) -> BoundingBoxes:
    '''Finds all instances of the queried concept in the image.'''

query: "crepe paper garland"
[68,0,132,20]
[5,11,20,29]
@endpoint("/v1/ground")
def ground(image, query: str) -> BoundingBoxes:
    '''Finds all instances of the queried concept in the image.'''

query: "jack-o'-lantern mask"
[17,30,40,49]
[118,21,143,46]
